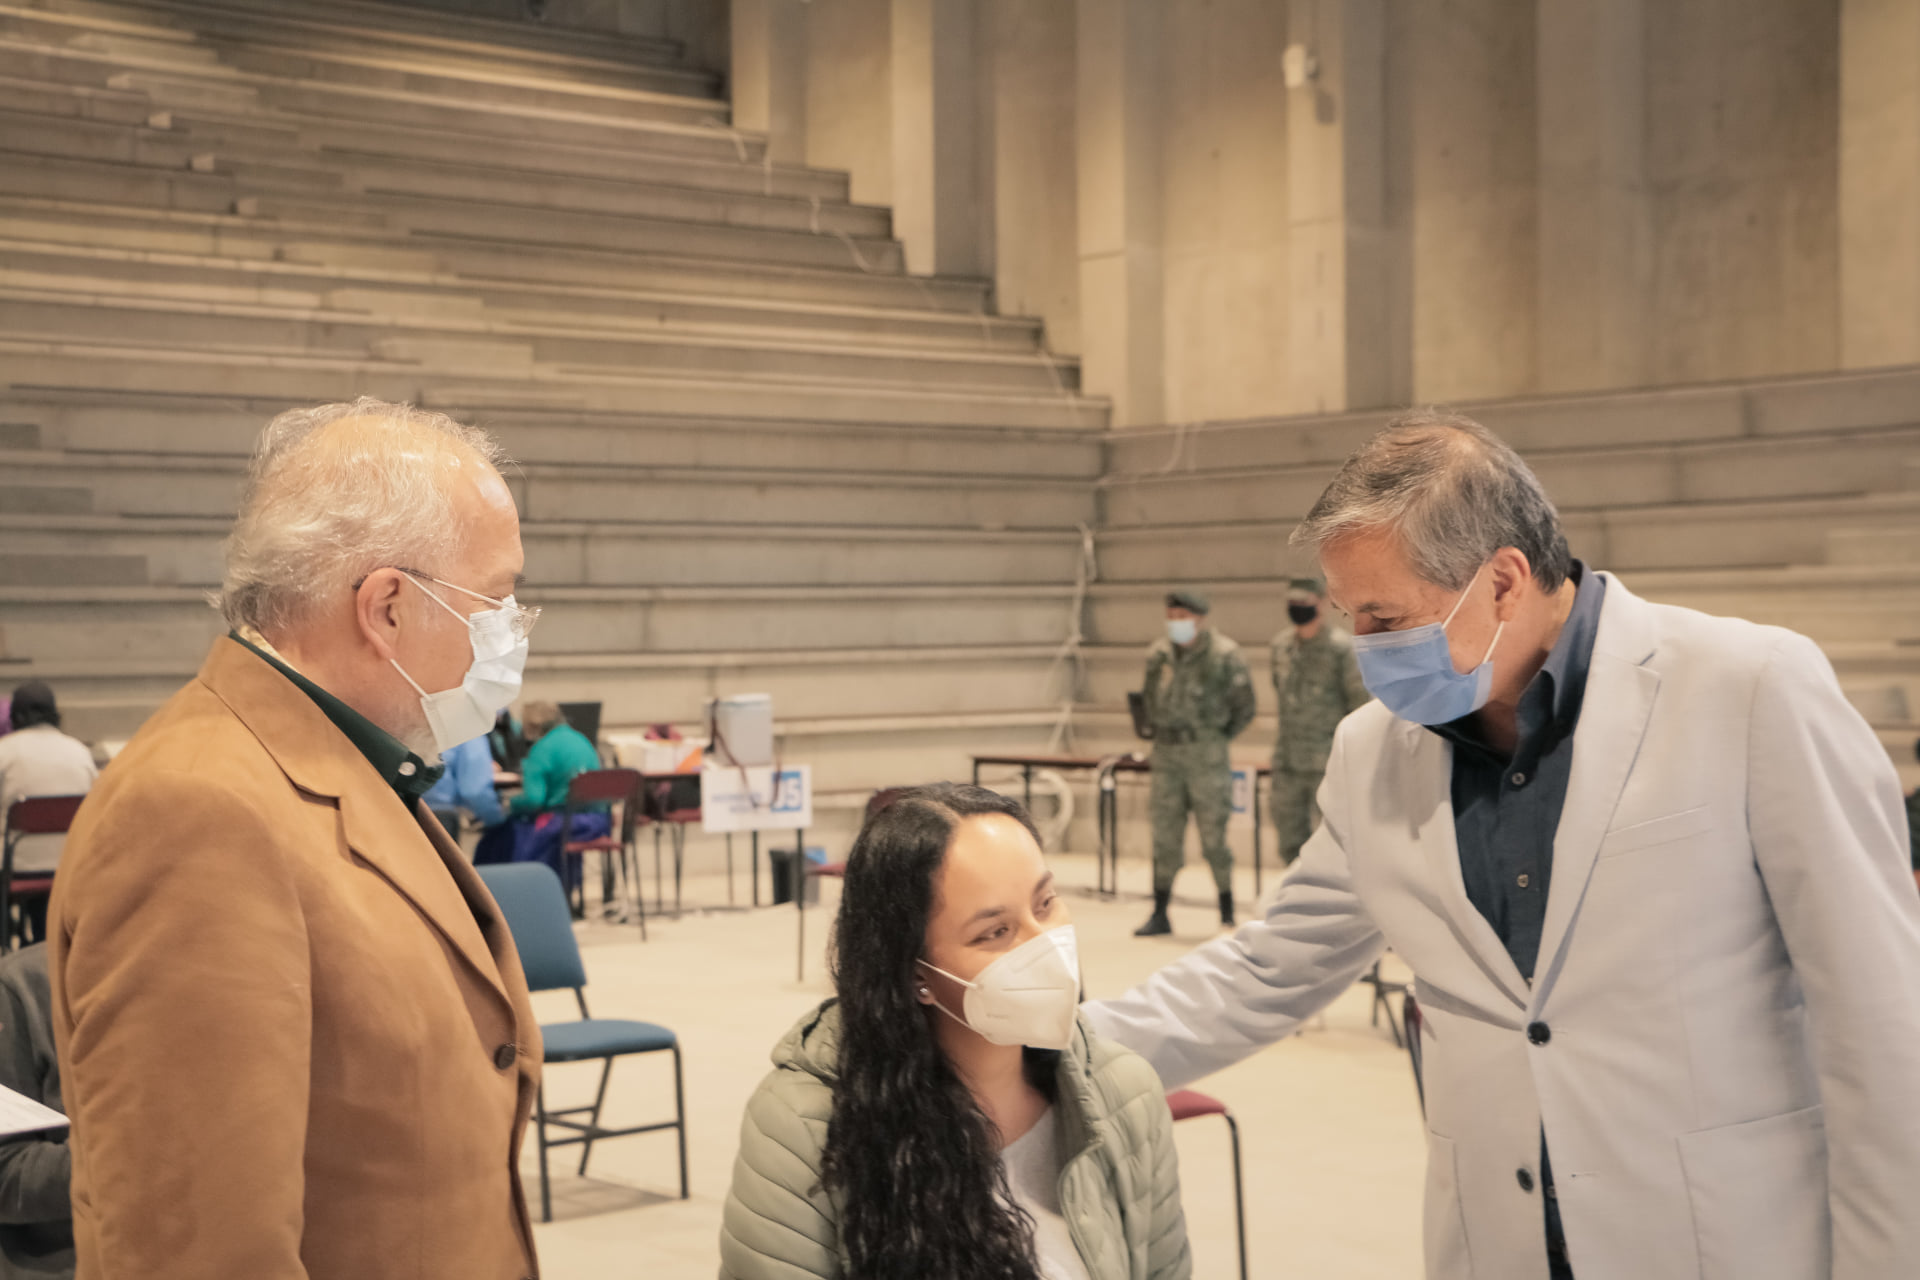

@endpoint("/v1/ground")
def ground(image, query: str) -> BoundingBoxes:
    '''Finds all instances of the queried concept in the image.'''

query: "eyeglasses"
[357,566,541,642]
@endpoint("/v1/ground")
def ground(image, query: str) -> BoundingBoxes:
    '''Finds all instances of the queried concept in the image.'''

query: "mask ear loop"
[914,960,975,1032]
[1441,564,1507,670]
[390,573,471,696]
[402,573,473,627]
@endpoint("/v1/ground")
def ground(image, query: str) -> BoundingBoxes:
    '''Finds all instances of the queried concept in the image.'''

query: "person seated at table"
[0,683,97,945]
[422,733,504,847]
[719,782,1191,1280]
[0,942,73,1280]
[473,701,607,900]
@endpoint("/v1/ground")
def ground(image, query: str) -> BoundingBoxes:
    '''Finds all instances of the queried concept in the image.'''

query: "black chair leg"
[672,824,684,914]
[578,1058,614,1176]
[673,1043,689,1199]
[1224,1112,1248,1280]
[535,1079,553,1223]
[653,827,664,914]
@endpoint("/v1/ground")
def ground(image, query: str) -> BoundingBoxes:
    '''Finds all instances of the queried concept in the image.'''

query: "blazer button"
[1527,1021,1551,1045]
[493,1043,518,1070]
[1517,1168,1535,1193]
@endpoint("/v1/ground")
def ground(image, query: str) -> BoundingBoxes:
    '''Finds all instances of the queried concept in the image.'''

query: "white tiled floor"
[525,852,1425,1278]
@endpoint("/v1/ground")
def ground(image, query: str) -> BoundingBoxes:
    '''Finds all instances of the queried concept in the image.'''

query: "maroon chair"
[560,769,644,938]
[1166,1089,1247,1280]
[644,775,702,917]
[3,795,84,952]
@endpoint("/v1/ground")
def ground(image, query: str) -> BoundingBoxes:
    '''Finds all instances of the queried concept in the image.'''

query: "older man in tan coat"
[49,399,544,1280]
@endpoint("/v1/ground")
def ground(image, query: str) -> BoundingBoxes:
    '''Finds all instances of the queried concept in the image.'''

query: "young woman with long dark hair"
[720,783,1190,1280]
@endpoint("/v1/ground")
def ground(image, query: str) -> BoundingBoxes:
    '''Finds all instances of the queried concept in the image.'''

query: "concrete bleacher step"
[12,0,716,97]
[0,101,875,234]
[0,338,1104,430]
[1078,568,1920,653]
[172,106,841,202]
[0,196,996,316]
[0,144,904,275]
[34,0,693,73]
[0,5,725,123]
[0,513,1090,590]
[6,394,1102,479]
[1082,571,1920,656]
[18,0,695,77]
[1101,422,1920,531]
[0,240,1039,355]
[1098,490,1920,581]
[1104,366,1920,475]
[10,644,1084,780]
[0,582,1084,667]
[0,289,1073,394]
[0,29,745,164]
[0,447,1097,530]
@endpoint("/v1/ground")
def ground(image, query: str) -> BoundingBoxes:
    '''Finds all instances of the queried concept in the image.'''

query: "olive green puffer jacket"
[719,1000,1191,1280]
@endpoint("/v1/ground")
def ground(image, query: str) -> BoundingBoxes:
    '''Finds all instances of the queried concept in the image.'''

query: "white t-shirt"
[1000,1106,1093,1280]
[0,724,98,873]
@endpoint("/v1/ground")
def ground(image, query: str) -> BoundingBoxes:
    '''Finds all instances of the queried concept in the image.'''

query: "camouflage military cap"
[1165,588,1210,615]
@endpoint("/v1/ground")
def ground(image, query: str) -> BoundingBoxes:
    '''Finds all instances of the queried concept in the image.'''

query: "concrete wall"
[1158,0,1292,424]
[804,0,894,208]
[1646,0,1840,385]
[980,0,1081,355]
[1389,0,1538,404]
[737,0,1860,422]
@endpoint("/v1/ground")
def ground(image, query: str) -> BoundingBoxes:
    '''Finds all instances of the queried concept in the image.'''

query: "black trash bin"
[770,846,823,906]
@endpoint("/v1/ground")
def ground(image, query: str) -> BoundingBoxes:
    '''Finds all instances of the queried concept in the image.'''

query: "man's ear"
[355,569,409,662]
[1489,547,1533,620]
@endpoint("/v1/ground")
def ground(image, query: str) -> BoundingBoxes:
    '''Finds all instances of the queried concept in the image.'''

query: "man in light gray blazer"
[1086,411,1920,1280]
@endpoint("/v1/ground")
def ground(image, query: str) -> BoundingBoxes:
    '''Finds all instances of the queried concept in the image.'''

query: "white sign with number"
[701,764,813,833]
[1229,767,1255,830]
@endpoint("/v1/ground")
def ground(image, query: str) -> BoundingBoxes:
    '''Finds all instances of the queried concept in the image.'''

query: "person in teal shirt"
[475,701,609,907]
[507,702,601,817]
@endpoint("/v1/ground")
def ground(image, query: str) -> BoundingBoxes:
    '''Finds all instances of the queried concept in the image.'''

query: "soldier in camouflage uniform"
[1135,588,1257,937]
[1270,575,1370,867]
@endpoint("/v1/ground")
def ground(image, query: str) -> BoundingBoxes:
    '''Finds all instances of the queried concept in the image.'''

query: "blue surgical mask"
[1350,566,1505,725]
[1167,618,1198,646]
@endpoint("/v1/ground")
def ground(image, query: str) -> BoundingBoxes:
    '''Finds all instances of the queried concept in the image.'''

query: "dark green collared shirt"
[231,633,444,806]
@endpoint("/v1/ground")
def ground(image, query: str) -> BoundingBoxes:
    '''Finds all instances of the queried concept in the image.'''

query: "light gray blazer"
[1087,575,1920,1280]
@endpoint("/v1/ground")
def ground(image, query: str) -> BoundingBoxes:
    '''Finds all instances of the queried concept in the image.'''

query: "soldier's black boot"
[1219,890,1235,927]
[1134,889,1173,937]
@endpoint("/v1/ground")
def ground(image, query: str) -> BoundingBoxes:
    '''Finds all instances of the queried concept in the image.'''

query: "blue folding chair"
[477,862,687,1222]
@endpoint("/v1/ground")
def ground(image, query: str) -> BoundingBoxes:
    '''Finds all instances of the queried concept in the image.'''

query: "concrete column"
[1076,0,1163,427]
[1840,0,1920,368]
[1535,0,1651,393]
[890,0,980,276]
[730,0,807,165]
[1285,0,1400,414]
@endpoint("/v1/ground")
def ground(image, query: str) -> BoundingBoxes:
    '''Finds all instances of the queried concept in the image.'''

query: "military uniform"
[1143,628,1256,896]
[1268,623,1369,866]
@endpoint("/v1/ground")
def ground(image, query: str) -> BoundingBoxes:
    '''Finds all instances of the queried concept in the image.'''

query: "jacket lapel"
[198,637,512,1010]
[1531,576,1661,1004]
[335,775,512,1006]
[1401,719,1533,1011]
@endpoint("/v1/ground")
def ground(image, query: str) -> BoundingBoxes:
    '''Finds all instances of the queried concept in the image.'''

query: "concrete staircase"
[0,0,1105,846]
[1090,365,1920,798]
[6,0,1918,862]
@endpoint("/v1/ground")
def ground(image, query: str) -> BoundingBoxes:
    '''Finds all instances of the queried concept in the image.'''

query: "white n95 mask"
[390,575,530,755]
[918,925,1081,1050]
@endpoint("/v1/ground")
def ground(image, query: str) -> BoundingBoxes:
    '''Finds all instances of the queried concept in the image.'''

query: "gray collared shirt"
[1428,561,1606,984]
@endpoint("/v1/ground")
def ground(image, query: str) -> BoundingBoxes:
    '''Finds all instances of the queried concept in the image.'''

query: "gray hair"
[521,700,562,738]
[217,397,509,635]
[1290,409,1571,592]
